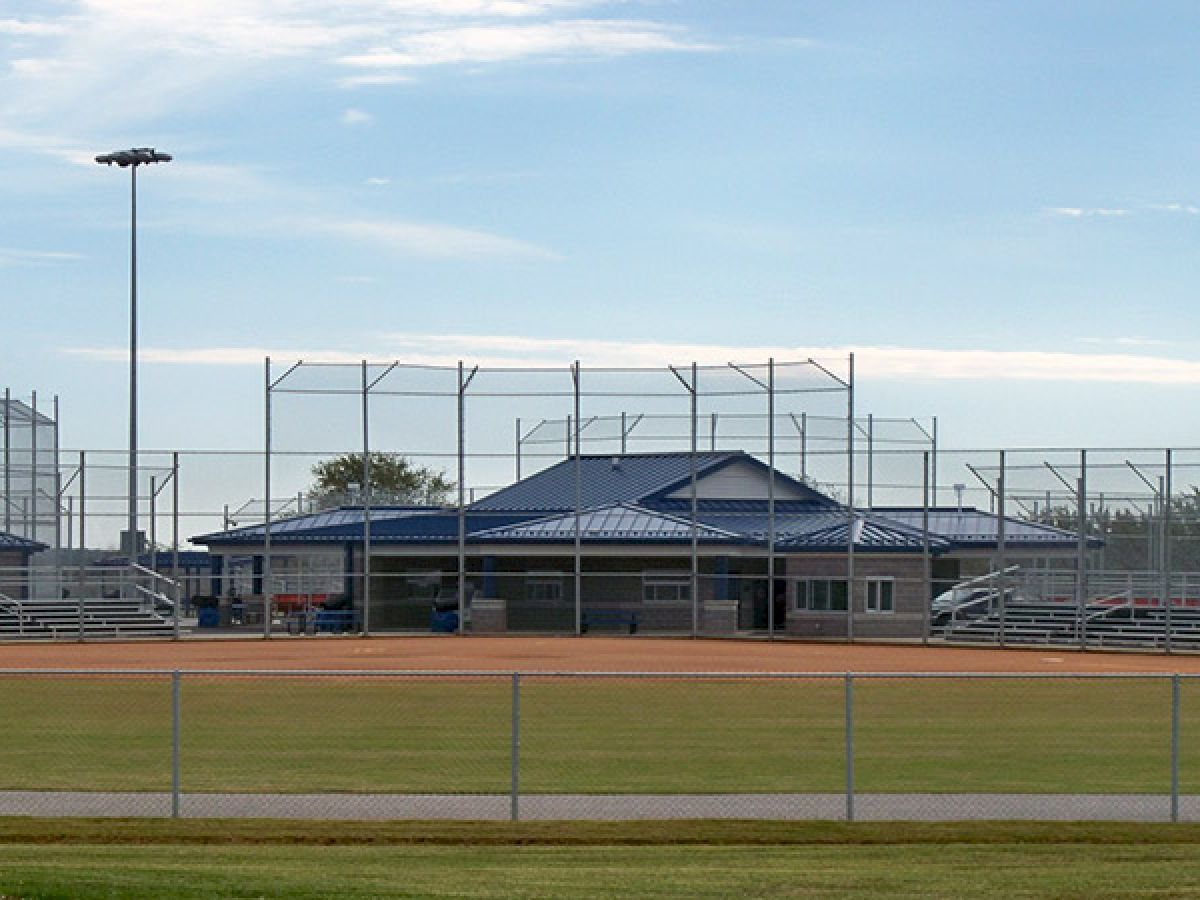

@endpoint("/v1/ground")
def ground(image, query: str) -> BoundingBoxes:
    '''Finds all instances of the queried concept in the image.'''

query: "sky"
[2,0,1200,469]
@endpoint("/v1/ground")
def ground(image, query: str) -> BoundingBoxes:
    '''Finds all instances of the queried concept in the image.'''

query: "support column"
[846,353,855,642]
[362,360,371,636]
[263,357,272,639]
[767,358,776,639]
[997,450,1006,648]
[1076,449,1087,651]
[1164,448,1173,654]
[689,363,698,637]
[457,361,467,635]
[572,361,582,636]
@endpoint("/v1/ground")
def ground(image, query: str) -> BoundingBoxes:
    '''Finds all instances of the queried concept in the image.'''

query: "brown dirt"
[2,635,1200,673]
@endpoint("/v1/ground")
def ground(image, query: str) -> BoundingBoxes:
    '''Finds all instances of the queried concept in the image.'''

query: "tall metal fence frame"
[262,357,859,640]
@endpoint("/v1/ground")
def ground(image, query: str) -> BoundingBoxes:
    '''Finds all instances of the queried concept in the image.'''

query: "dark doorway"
[773,578,788,633]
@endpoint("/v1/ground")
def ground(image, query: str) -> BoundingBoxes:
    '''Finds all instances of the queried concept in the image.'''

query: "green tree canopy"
[309,453,454,507]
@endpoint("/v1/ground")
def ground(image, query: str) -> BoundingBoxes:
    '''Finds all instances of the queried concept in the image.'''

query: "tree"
[309,453,454,508]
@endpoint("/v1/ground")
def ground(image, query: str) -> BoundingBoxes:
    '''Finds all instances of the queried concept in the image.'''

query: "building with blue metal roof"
[192,450,1086,638]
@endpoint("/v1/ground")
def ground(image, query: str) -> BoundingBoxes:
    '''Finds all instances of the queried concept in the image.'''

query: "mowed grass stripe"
[0,675,1191,794]
[5,842,1200,899]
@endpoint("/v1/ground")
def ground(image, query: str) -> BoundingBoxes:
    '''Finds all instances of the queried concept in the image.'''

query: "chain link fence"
[0,670,1194,821]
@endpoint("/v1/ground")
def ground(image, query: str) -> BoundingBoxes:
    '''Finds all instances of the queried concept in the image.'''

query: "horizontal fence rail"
[0,669,1196,823]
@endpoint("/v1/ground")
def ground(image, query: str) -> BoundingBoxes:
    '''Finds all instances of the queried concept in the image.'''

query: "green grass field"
[2,820,1200,899]
[0,674,1194,795]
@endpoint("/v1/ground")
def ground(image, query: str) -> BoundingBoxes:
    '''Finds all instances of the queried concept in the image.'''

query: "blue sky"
[2,0,1199,458]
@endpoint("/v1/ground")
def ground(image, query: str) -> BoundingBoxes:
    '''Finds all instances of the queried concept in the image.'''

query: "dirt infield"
[2,635,1200,673]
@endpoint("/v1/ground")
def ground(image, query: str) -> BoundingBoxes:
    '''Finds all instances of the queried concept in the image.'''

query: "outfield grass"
[0,675,1192,795]
[2,820,1200,899]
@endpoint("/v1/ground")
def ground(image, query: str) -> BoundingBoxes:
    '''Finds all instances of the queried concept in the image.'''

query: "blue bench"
[314,609,359,633]
[581,609,639,634]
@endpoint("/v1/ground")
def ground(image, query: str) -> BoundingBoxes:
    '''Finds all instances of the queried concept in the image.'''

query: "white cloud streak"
[341,107,372,125]
[60,334,1200,385]
[0,246,84,266]
[0,2,716,134]
[286,215,557,259]
[1046,207,1130,218]
[1046,202,1200,219]
[338,19,715,71]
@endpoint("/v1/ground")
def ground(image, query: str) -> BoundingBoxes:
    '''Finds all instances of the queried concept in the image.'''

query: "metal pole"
[573,362,582,636]
[457,361,467,636]
[172,451,179,640]
[620,411,627,455]
[511,672,521,821]
[997,451,1006,649]
[149,475,157,563]
[515,417,521,481]
[263,357,272,639]
[1077,450,1087,651]
[846,354,855,642]
[3,387,9,534]
[767,359,776,639]
[362,360,371,636]
[1171,673,1180,823]
[53,395,61,558]
[922,450,931,645]
[710,411,717,452]
[171,669,181,819]
[128,164,139,560]
[931,417,939,506]
[844,672,855,822]
[77,450,85,641]
[30,391,37,552]
[1164,449,1173,654]
[689,363,698,637]
[866,413,873,509]
[800,412,807,481]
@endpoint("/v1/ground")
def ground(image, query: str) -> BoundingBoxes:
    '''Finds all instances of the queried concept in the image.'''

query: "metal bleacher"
[0,593,175,639]
[936,569,1200,651]
[0,564,178,640]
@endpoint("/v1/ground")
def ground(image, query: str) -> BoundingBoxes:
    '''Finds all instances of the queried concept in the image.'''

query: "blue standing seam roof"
[0,531,47,552]
[470,502,746,544]
[871,508,1103,548]
[468,451,835,512]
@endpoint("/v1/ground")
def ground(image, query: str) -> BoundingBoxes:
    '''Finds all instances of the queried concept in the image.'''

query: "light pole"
[95,148,171,558]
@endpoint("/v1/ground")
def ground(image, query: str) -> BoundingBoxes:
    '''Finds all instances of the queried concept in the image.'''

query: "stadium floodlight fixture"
[95,148,173,167]
[95,147,172,557]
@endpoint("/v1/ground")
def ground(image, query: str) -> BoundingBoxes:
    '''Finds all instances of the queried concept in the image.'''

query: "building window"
[526,573,564,604]
[794,579,849,612]
[865,578,895,614]
[643,572,691,606]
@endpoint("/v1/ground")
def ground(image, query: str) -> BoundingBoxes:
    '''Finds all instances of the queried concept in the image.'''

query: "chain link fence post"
[1172,673,1181,823]
[845,672,855,822]
[511,672,521,822]
[171,669,181,819]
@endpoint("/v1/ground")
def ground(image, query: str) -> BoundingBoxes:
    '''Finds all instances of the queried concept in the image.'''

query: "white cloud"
[338,19,714,70]
[1046,207,1130,218]
[0,2,716,131]
[341,107,372,125]
[0,246,84,266]
[364,176,391,185]
[1077,336,1170,348]
[284,215,558,260]
[0,18,67,37]
[1147,202,1200,215]
[59,334,1200,385]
